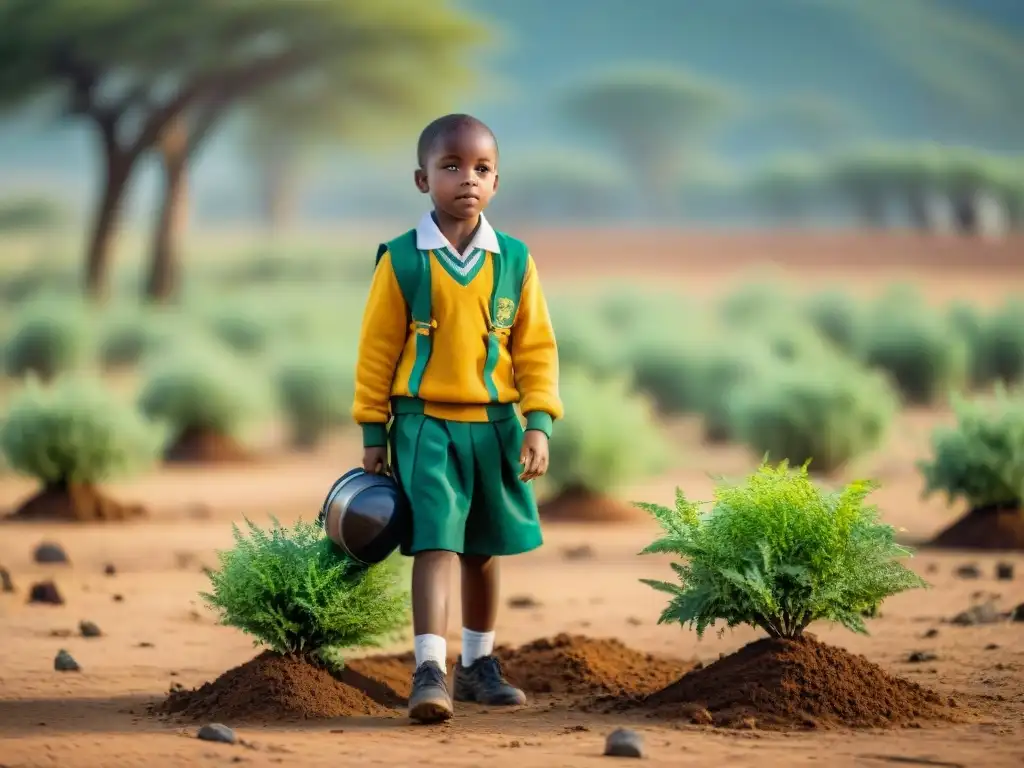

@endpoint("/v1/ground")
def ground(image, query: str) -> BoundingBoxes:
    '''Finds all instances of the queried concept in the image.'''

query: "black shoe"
[408,661,453,723]
[453,655,527,706]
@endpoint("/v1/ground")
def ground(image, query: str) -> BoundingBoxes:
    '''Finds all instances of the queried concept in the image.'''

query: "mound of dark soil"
[5,485,145,523]
[538,487,642,523]
[497,633,694,697]
[164,427,251,464]
[28,580,63,605]
[628,635,954,729]
[158,651,406,722]
[928,504,1024,551]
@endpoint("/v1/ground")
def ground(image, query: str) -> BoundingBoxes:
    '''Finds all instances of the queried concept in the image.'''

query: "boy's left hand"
[519,430,549,482]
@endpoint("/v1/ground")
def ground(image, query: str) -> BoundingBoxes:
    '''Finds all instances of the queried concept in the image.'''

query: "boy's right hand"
[362,447,389,475]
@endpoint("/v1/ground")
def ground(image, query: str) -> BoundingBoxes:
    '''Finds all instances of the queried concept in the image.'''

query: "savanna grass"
[638,461,927,639]
[202,518,410,662]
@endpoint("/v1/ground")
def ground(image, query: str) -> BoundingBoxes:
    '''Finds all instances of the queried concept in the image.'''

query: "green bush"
[858,287,968,405]
[715,279,792,327]
[274,349,355,448]
[982,297,1024,386]
[137,348,273,441]
[0,376,163,487]
[201,518,409,660]
[946,300,989,387]
[727,358,897,473]
[638,461,928,639]
[692,343,777,443]
[3,305,91,380]
[98,309,179,369]
[803,288,863,352]
[545,367,670,496]
[208,308,275,356]
[918,388,1024,509]
[0,196,66,231]
[549,302,623,377]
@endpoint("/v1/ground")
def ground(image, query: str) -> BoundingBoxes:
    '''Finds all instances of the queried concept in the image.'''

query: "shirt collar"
[415,211,500,256]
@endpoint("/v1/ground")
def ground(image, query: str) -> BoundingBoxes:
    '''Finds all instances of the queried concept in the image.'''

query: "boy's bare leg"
[453,554,526,706]
[409,550,456,723]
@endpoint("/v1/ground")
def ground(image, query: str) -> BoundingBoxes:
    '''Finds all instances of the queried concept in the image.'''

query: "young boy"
[352,114,562,724]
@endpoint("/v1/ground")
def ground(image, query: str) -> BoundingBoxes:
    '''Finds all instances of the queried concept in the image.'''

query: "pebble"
[33,543,69,565]
[103,563,117,576]
[562,545,595,560]
[922,628,939,639]
[954,564,980,579]
[908,651,938,663]
[112,594,124,602]
[197,723,236,744]
[1011,603,1024,622]
[1,565,14,593]
[507,595,541,609]
[995,562,1014,581]
[951,601,1002,626]
[985,643,1000,650]
[603,728,644,758]
[79,620,102,638]
[54,649,80,672]
[28,581,64,605]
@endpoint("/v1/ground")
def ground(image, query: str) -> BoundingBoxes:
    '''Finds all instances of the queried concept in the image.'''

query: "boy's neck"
[432,210,481,254]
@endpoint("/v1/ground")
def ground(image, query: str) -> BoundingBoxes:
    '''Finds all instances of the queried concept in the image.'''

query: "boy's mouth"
[455,193,479,201]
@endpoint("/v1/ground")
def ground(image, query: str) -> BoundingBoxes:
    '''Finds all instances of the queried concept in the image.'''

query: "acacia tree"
[559,66,733,219]
[0,0,482,301]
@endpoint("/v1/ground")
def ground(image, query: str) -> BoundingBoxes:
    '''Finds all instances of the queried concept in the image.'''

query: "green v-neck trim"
[432,246,486,286]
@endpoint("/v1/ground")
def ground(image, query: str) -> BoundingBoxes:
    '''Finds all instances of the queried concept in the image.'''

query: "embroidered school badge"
[495,297,515,326]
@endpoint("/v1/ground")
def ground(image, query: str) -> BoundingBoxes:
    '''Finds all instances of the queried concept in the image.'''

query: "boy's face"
[415,125,499,221]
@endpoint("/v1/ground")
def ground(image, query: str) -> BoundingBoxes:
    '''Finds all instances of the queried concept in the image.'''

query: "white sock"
[461,628,496,667]
[413,634,447,674]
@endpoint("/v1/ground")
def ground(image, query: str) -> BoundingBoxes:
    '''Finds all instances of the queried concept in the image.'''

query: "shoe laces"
[414,662,446,687]
[474,655,506,684]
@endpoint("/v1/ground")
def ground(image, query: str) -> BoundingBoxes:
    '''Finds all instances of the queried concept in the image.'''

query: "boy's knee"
[458,553,495,571]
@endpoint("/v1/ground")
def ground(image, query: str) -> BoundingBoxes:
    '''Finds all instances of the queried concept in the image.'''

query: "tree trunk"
[85,153,132,302]
[144,118,190,303]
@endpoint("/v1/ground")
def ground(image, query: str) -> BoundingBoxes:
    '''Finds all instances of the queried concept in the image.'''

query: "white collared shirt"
[415,211,500,262]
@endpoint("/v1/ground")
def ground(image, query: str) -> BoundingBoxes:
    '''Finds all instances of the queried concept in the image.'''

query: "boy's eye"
[476,166,491,175]
[444,164,458,171]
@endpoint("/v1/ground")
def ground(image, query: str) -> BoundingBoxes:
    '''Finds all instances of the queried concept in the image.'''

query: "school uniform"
[353,212,562,558]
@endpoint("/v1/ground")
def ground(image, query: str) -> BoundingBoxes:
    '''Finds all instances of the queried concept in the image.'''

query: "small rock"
[603,728,644,758]
[54,649,80,672]
[680,704,713,725]
[1010,603,1024,622]
[112,594,124,602]
[922,628,939,639]
[995,562,1014,581]
[626,616,642,626]
[955,564,980,579]
[103,563,117,576]
[174,552,196,570]
[985,643,1000,650]
[507,595,540,609]
[79,620,102,638]
[49,629,72,637]
[908,651,938,663]
[28,581,63,605]
[138,641,154,648]
[562,544,595,560]
[33,542,69,565]
[951,600,1002,626]
[736,717,757,730]
[926,562,939,574]
[197,723,236,744]
[0,565,14,593]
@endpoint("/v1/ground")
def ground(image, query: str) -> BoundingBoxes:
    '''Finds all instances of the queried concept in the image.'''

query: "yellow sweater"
[353,248,562,447]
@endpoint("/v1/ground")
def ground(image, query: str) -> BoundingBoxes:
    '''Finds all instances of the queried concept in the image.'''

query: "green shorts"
[389,411,543,557]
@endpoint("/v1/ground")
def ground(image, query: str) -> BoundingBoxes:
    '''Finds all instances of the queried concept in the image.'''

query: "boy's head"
[415,114,499,221]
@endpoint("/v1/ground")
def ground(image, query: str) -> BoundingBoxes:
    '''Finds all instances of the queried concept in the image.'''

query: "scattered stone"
[508,595,541,609]
[908,651,938,663]
[33,542,69,565]
[603,728,644,758]
[562,544,595,560]
[103,563,117,576]
[925,562,939,574]
[679,704,713,725]
[138,641,154,648]
[0,565,14,593]
[951,601,1002,626]
[954,564,980,579]
[28,581,63,605]
[54,649,80,672]
[1010,603,1024,622]
[922,628,939,639]
[995,562,1014,581]
[174,551,196,570]
[112,594,124,602]
[79,620,102,638]
[626,617,642,626]
[197,723,236,745]
[985,643,1000,650]
[49,629,72,637]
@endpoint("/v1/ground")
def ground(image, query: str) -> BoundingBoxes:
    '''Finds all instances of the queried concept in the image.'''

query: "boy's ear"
[492,172,499,195]
[414,168,429,194]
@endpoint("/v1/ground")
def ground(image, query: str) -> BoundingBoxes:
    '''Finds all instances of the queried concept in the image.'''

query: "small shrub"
[982,297,1024,386]
[208,308,274,357]
[201,518,409,660]
[0,376,162,487]
[803,288,863,352]
[98,310,178,369]
[545,367,670,496]
[727,359,897,473]
[946,300,989,387]
[3,305,91,380]
[137,348,273,441]
[715,279,792,327]
[692,342,777,443]
[918,387,1024,509]
[0,196,66,231]
[274,350,355,448]
[859,288,968,405]
[638,461,928,639]
[549,303,623,377]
